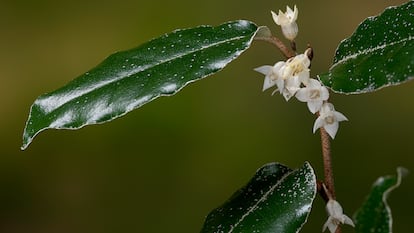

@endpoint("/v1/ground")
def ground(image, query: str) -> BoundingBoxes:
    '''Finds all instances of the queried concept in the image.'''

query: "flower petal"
[271,11,280,25]
[272,10,289,25]
[272,61,285,73]
[286,6,294,16]
[281,65,293,80]
[276,78,285,93]
[320,102,334,115]
[263,77,276,91]
[286,76,301,92]
[343,215,355,227]
[313,116,325,133]
[295,87,308,102]
[298,71,310,85]
[292,5,298,21]
[307,100,323,114]
[327,200,344,218]
[324,121,339,139]
[320,86,330,101]
[322,217,330,232]
[334,111,348,122]
[278,11,290,25]
[307,78,321,87]
[322,216,338,233]
[282,89,293,101]
[254,65,272,75]
[327,221,338,233]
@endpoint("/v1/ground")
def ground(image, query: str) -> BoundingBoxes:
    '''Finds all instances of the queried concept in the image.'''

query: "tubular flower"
[254,61,285,92]
[323,200,355,233]
[271,5,299,41]
[296,79,330,113]
[313,103,348,139]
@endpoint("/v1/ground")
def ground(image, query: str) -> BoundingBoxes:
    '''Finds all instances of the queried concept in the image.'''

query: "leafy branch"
[20,1,413,233]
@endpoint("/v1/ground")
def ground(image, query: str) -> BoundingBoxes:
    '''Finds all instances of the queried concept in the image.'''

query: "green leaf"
[354,167,408,233]
[200,162,317,233]
[319,2,414,94]
[21,20,258,150]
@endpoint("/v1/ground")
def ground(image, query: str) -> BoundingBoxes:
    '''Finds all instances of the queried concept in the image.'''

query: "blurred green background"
[1,0,412,232]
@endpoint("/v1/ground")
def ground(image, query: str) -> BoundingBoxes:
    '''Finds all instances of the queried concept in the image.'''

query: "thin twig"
[320,127,336,200]
[254,36,296,58]
[320,128,342,233]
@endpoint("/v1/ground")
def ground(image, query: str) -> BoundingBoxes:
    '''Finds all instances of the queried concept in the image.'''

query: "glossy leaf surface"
[354,167,407,233]
[201,162,316,233]
[319,2,414,94]
[22,20,258,150]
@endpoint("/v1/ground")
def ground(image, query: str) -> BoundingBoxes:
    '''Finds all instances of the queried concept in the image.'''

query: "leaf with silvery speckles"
[319,1,414,94]
[354,167,407,233]
[21,20,258,150]
[200,162,317,233]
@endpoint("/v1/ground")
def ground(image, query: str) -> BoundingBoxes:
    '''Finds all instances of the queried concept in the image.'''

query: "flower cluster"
[255,50,347,139]
[255,5,347,139]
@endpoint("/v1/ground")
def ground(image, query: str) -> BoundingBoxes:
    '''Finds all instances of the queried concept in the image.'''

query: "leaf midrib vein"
[38,33,251,113]
[331,36,413,70]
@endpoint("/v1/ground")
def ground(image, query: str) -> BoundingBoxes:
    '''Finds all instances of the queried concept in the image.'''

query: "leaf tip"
[21,111,43,151]
[20,143,28,151]
[396,167,409,179]
[21,128,34,151]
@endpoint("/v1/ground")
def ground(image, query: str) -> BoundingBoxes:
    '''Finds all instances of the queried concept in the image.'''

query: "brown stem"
[317,180,329,202]
[290,40,297,52]
[320,127,336,200]
[254,36,296,58]
[320,130,342,233]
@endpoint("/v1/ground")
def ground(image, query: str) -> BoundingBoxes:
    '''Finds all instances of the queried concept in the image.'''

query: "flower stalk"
[254,35,296,58]
[320,127,336,200]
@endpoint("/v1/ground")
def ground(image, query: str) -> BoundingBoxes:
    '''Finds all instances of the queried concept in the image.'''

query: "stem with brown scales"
[254,35,296,58]
[320,128,341,233]
[320,127,336,200]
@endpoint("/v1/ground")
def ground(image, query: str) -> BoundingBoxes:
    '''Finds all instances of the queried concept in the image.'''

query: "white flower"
[323,200,355,233]
[281,75,301,100]
[271,5,298,41]
[281,53,310,81]
[254,62,285,92]
[278,53,311,100]
[296,79,330,113]
[254,50,311,101]
[313,103,348,139]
